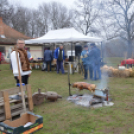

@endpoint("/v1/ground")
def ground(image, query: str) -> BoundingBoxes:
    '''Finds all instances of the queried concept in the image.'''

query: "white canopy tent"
[25,28,102,44]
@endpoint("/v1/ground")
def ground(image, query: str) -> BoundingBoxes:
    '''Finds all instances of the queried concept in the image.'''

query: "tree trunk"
[127,40,133,58]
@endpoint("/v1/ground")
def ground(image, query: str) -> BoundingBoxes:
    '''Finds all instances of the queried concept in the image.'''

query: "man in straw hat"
[11,39,32,85]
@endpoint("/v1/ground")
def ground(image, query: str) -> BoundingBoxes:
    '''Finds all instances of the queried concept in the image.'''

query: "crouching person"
[11,39,32,85]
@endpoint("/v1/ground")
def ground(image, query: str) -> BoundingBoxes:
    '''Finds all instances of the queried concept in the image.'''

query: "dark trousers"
[46,61,52,71]
[14,75,29,85]
[57,60,64,74]
[83,64,93,79]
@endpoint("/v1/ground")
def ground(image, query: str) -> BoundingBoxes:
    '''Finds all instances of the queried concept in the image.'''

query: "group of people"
[8,38,101,86]
[81,43,101,80]
[44,45,65,74]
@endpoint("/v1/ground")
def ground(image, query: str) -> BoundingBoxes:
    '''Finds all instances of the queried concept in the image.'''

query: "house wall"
[0,44,43,62]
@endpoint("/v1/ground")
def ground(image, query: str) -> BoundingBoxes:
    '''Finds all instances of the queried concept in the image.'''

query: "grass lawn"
[0,57,134,134]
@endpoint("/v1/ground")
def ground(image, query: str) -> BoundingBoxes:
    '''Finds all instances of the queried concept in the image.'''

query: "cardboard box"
[0,112,43,134]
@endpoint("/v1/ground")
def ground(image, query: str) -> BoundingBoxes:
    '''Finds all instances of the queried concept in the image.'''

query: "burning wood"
[72,82,96,92]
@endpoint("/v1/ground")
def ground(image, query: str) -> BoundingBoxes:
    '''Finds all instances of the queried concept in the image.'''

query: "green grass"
[103,57,124,68]
[0,57,134,134]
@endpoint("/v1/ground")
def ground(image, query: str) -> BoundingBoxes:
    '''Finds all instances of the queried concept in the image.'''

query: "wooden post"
[15,46,27,113]
[3,91,11,120]
[26,84,33,111]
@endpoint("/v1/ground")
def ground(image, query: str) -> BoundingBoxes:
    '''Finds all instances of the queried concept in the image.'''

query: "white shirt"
[11,51,32,76]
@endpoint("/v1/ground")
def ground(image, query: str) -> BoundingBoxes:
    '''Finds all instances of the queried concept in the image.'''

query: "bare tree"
[9,5,31,36]
[49,2,73,30]
[105,0,134,58]
[37,3,50,36]
[0,0,14,24]
[0,1,73,38]
[73,0,101,35]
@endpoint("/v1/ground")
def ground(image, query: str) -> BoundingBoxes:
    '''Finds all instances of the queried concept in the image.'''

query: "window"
[0,46,6,56]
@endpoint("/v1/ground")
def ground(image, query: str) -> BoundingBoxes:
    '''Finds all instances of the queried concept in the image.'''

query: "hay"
[101,65,134,78]
[119,69,131,78]
[113,69,120,77]
[124,69,131,77]
[129,68,134,77]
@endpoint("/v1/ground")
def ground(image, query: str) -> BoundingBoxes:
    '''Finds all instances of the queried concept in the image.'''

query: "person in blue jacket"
[55,45,65,74]
[81,45,93,80]
[44,47,53,72]
[88,43,101,80]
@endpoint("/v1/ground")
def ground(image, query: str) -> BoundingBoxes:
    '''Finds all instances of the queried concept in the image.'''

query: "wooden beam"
[0,86,26,98]
[3,91,11,120]
[26,84,33,111]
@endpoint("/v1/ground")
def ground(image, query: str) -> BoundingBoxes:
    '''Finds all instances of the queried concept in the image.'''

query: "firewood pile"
[101,65,134,78]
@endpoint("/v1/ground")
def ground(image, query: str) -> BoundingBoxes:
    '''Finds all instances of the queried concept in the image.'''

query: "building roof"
[0,17,31,44]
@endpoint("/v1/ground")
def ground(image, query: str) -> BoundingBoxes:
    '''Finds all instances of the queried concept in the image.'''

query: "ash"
[67,94,114,108]
[67,94,93,107]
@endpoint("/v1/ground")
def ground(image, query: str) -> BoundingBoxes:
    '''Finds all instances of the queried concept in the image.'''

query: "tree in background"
[0,1,73,38]
[73,0,101,35]
[106,0,134,58]
[48,2,73,30]
[0,0,14,24]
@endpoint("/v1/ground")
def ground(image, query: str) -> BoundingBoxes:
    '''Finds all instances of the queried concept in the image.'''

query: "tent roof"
[25,28,102,44]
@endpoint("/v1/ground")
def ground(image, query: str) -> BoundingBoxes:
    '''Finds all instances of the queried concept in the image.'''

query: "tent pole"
[101,42,103,64]
[71,42,73,58]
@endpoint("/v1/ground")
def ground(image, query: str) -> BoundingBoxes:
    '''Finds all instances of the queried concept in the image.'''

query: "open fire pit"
[67,82,114,108]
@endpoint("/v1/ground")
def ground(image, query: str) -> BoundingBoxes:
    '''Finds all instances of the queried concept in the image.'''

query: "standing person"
[44,47,53,72]
[26,47,32,61]
[55,45,65,74]
[81,45,93,80]
[0,50,1,71]
[11,39,32,85]
[53,46,56,59]
[53,46,57,71]
[88,43,101,80]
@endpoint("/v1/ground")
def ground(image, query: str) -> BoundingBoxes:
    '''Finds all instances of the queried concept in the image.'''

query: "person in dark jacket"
[44,47,53,72]
[88,43,101,80]
[81,45,92,79]
[55,45,65,74]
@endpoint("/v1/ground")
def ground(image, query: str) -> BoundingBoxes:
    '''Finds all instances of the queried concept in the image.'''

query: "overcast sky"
[9,0,76,9]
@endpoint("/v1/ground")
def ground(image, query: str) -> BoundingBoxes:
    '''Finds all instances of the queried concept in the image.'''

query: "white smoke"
[96,74,109,89]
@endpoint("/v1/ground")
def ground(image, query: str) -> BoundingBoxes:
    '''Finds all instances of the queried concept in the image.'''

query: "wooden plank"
[0,96,28,107]
[0,103,28,115]
[0,86,26,98]
[26,84,33,111]
[3,91,11,120]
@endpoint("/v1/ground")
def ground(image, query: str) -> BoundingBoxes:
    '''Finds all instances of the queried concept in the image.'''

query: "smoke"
[96,41,109,89]
[96,74,109,89]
